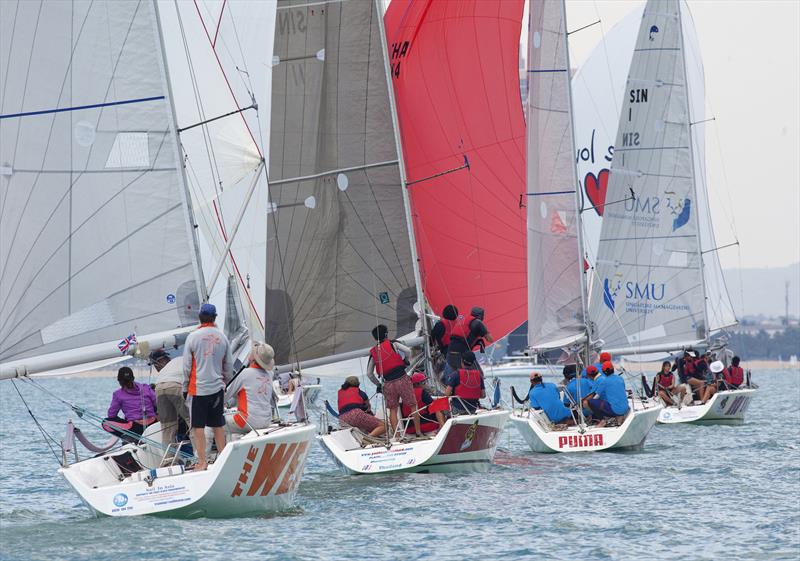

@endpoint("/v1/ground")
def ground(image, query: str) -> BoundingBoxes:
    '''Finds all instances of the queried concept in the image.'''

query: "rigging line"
[567,19,601,36]
[177,102,257,133]
[701,241,740,255]
[212,0,226,48]
[11,380,63,465]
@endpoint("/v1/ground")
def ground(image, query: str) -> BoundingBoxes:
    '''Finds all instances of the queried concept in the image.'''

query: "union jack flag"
[117,333,137,354]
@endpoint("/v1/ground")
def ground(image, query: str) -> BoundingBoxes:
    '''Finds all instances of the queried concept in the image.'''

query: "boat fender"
[510,385,528,405]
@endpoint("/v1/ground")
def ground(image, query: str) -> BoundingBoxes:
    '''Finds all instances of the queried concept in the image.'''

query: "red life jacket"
[455,368,482,400]
[441,315,470,346]
[401,386,429,418]
[369,340,406,376]
[337,386,365,414]
[656,372,674,390]
[725,366,744,386]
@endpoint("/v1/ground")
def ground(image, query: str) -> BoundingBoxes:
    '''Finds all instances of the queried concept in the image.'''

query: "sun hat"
[253,343,276,371]
[710,360,725,374]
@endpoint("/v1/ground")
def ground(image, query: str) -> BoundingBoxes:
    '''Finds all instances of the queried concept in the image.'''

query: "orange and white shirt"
[182,323,232,396]
[225,363,273,429]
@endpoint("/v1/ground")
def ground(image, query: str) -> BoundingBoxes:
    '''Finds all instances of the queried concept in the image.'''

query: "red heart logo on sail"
[584,169,609,216]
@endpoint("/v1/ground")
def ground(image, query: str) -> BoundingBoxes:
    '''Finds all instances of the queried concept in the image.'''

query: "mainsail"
[588,0,708,353]
[265,0,416,365]
[384,0,527,341]
[525,0,586,349]
[0,0,203,367]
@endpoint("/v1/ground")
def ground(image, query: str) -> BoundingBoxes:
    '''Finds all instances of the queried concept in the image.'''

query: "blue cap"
[200,303,217,316]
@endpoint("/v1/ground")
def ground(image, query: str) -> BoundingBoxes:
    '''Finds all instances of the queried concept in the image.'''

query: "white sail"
[157,0,276,339]
[0,0,203,369]
[588,0,707,353]
[573,2,736,334]
[526,0,586,349]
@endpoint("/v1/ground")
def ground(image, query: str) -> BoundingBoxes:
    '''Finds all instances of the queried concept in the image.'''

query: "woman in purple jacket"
[104,367,158,441]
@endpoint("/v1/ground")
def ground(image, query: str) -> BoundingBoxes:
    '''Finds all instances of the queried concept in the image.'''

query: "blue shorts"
[588,398,615,419]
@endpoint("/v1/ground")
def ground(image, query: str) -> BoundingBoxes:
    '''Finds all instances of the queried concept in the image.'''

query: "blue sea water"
[1,369,798,561]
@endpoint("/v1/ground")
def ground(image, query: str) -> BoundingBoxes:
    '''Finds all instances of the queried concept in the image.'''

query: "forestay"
[265,0,416,365]
[384,0,527,341]
[526,0,586,349]
[588,0,706,352]
[0,0,203,364]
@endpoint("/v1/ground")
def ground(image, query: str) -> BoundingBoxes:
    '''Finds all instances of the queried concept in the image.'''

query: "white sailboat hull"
[318,409,510,475]
[59,423,315,518]
[657,388,756,425]
[510,398,662,453]
[483,362,561,378]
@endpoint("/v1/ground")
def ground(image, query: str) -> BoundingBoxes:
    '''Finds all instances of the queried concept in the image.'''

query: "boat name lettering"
[231,445,260,497]
[558,434,603,449]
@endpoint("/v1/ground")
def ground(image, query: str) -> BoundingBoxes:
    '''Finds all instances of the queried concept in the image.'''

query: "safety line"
[0,95,164,120]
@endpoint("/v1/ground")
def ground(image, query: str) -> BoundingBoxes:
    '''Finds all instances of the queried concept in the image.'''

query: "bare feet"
[596,420,607,428]
[192,462,208,471]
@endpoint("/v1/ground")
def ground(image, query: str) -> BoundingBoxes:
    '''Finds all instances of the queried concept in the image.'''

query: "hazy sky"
[563,0,800,271]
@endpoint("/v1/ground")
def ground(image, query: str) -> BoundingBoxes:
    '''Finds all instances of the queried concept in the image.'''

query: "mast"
[561,0,592,360]
[152,0,208,303]
[676,1,710,343]
[375,0,432,365]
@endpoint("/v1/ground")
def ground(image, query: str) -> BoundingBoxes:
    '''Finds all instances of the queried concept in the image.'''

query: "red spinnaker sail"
[384,0,526,340]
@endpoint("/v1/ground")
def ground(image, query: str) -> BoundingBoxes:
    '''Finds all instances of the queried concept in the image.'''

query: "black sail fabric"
[267,0,416,365]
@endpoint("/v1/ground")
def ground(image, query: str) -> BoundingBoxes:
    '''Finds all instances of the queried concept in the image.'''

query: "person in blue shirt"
[562,364,594,420]
[528,372,575,425]
[583,361,630,427]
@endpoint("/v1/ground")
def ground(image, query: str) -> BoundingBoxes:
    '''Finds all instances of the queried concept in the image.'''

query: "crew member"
[225,343,275,434]
[529,372,575,426]
[654,360,686,407]
[366,325,421,435]
[151,350,190,448]
[105,366,158,442]
[444,351,485,414]
[430,304,459,355]
[466,307,494,353]
[401,372,446,432]
[700,360,726,404]
[723,356,744,389]
[441,308,471,377]
[563,364,594,419]
[183,303,233,470]
[337,376,385,437]
[583,361,629,427]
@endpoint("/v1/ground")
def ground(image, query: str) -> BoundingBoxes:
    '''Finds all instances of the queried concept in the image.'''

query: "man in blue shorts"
[528,372,575,426]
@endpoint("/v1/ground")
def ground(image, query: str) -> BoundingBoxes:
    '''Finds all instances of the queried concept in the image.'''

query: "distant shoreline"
[620,359,799,372]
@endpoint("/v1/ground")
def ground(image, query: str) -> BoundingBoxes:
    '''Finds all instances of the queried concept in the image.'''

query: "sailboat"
[316,0,526,474]
[509,0,663,454]
[0,0,315,517]
[578,0,756,426]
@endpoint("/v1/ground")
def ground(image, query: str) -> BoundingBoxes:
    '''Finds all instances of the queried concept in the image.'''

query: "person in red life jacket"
[337,376,385,437]
[224,343,275,434]
[444,351,486,414]
[430,304,459,355]
[723,356,745,389]
[105,367,158,442]
[683,352,707,400]
[467,307,494,353]
[366,324,422,436]
[434,306,472,379]
[401,372,447,433]
[653,360,686,407]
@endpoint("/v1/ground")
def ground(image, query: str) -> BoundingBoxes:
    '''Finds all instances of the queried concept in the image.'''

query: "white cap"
[710,360,725,374]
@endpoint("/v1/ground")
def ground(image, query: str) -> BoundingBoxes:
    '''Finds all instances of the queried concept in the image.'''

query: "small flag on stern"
[118,333,137,354]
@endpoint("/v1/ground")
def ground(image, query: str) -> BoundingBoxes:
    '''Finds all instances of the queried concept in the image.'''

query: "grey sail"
[0,0,202,365]
[526,0,586,349]
[266,0,416,365]
[588,0,705,352]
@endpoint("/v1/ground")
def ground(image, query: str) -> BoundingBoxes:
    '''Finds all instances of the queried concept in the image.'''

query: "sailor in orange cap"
[581,361,630,427]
